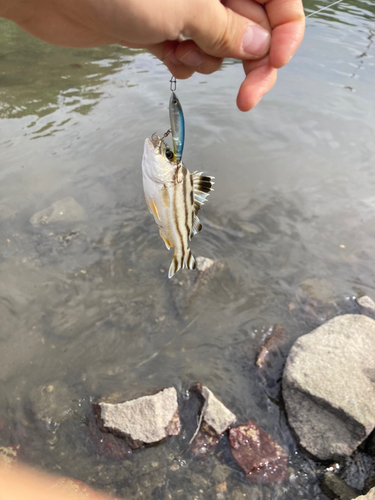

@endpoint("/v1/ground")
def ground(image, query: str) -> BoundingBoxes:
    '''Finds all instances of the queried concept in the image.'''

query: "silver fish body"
[142,135,214,278]
[169,91,185,164]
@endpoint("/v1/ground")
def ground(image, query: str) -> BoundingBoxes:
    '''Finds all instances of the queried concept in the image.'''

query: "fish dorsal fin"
[192,172,214,213]
[190,215,202,240]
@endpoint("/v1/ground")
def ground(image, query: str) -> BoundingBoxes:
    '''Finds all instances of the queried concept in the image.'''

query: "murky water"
[1,1,375,498]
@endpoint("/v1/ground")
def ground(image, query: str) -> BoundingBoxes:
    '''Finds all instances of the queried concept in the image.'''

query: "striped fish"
[142,134,214,278]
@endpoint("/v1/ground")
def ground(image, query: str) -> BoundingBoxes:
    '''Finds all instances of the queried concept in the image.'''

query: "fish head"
[142,134,175,184]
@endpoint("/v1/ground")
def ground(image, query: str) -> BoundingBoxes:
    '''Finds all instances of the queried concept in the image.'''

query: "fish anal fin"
[184,248,196,271]
[190,215,202,240]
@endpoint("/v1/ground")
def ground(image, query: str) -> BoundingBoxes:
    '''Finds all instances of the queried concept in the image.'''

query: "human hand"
[0,0,304,111]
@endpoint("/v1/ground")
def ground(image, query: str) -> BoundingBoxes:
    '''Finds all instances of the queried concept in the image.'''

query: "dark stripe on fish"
[173,171,184,256]
[182,168,190,242]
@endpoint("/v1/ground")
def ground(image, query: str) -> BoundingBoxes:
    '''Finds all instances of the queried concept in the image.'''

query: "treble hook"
[170,76,177,92]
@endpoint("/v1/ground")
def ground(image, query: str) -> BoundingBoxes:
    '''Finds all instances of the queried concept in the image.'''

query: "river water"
[0,1,374,498]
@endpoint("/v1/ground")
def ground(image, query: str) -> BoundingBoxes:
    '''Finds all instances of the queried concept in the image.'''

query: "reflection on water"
[1,1,375,498]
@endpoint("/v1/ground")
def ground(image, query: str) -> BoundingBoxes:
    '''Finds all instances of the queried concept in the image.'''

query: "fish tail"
[183,248,196,271]
[168,248,196,279]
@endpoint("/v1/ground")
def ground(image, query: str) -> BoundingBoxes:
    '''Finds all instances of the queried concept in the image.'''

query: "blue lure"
[169,91,185,164]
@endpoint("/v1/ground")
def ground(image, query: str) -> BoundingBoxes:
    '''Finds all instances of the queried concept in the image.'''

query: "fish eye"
[165,149,174,161]
[173,99,178,104]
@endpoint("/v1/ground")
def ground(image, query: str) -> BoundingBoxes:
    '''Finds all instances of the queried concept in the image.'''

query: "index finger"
[258,0,305,68]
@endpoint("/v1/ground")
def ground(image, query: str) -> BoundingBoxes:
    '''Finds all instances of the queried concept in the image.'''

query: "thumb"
[181,0,271,60]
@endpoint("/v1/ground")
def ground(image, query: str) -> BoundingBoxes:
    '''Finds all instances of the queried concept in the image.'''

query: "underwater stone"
[229,421,288,483]
[320,471,360,500]
[99,387,180,448]
[199,385,237,436]
[30,381,78,426]
[357,295,375,312]
[355,487,375,500]
[190,384,236,457]
[30,197,86,226]
[283,314,375,460]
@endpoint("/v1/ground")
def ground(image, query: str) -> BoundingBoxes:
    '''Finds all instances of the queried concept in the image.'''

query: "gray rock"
[320,471,360,500]
[357,296,375,312]
[283,314,375,460]
[200,385,237,435]
[355,488,375,500]
[30,197,86,226]
[99,387,180,448]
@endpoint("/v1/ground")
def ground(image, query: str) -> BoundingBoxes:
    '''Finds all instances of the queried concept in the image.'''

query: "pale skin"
[0,0,304,497]
[0,0,305,111]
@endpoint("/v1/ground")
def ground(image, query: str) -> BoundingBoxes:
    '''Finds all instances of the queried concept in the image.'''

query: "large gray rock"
[99,387,180,448]
[283,314,375,460]
[355,488,375,500]
[30,197,86,226]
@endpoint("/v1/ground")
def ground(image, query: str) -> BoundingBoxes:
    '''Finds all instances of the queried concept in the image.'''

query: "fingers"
[269,20,305,68]
[182,0,271,60]
[237,57,277,111]
[260,0,305,68]
[147,40,223,79]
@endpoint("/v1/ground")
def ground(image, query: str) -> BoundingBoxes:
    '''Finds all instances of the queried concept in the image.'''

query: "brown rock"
[255,325,290,372]
[191,422,221,457]
[229,421,288,483]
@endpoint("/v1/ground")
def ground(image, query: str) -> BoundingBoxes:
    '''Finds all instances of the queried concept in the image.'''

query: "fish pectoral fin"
[151,199,161,221]
[193,173,214,212]
[190,215,202,240]
[145,196,153,215]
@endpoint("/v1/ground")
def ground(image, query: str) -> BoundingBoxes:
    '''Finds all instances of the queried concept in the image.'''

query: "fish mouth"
[150,133,161,149]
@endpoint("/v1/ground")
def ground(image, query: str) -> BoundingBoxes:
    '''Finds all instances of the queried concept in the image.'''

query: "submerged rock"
[170,256,225,316]
[320,471,360,500]
[229,421,288,483]
[98,387,180,449]
[191,421,221,457]
[357,295,375,312]
[30,197,86,226]
[283,314,375,460]
[199,385,237,436]
[30,381,78,427]
[355,488,375,500]
[87,405,130,459]
[255,325,290,372]
[191,384,236,457]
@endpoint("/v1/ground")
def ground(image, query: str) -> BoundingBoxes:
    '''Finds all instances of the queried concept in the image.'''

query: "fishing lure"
[169,77,185,165]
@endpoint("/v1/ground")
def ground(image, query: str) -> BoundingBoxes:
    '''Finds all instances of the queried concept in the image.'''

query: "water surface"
[1,1,375,498]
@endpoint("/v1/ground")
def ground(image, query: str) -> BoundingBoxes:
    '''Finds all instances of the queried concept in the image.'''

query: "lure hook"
[170,76,177,92]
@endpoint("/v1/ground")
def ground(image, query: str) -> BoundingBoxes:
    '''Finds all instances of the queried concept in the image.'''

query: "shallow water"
[1,1,375,498]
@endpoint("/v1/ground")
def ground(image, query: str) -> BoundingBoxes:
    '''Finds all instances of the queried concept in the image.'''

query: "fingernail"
[242,25,271,56]
[179,49,204,67]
